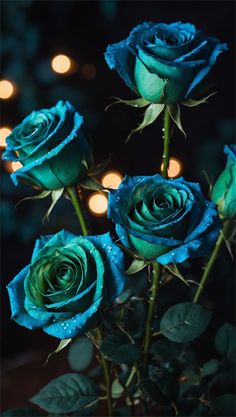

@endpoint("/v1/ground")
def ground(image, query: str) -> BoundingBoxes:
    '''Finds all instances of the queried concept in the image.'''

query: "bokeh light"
[5,161,22,173]
[161,157,183,178]
[0,127,11,148]
[88,193,108,215]
[81,64,97,79]
[0,80,14,99]
[51,54,71,74]
[102,171,123,189]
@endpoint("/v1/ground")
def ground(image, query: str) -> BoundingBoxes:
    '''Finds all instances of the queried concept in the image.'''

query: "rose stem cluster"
[193,219,233,303]
[161,107,171,178]
[67,186,113,416]
[142,110,172,369]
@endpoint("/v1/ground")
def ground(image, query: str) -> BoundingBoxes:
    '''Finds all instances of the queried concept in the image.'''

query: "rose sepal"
[126,103,165,141]
[105,96,150,111]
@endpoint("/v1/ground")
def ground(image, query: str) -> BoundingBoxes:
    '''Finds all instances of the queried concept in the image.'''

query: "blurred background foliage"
[0,0,235,411]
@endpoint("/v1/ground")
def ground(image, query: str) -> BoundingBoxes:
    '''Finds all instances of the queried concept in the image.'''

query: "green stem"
[67,186,88,235]
[193,219,233,303]
[96,327,113,416]
[125,366,136,387]
[161,107,171,178]
[143,261,160,368]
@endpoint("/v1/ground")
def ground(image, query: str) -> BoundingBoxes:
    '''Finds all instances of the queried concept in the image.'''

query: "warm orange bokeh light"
[5,161,22,173]
[102,171,123,189]
[51,54,71,74]
[0,80,14,99]
[81,64,97,80]
[88,193,108,215]
[161,157,183,178]
[0,127,11,147]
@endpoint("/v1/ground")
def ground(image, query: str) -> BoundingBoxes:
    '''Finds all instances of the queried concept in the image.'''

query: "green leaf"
[72,397,98,416]
[151,339,182,361]
[167,104,186,138]
[215,323,236,363]
[182,92,216,107]
[125,259,147,275]
[201,359,219,377]
[180,368,201,386]
[100,334,141,364]
[127,103,165,141]
[68,337,94,372]
[111,378,124,398]
[105,96,150,111]
[164,264,190,286]
[1,408,43,417]
[30,373,97,413]
[44,338,72,365]
[160,302,211,343]
[80,176,107,192]
[211,394,236,416]
[141,377,170,405]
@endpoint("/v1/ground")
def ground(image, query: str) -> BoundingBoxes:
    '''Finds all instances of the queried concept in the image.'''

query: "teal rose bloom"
[7,230,126,339]
[3,101,93,190]
[108,174,221,264]
[211,144,236,219]
[105,22,228,104]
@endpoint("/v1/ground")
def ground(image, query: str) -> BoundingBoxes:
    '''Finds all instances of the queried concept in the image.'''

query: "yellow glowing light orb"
[0,80,14,99]
[0,127,11,147]
[102,171,123,189]
[161,157,183,178]
[81,64,97,79]
[51,54,71,74]
[5,161,22,173]
[88,193,108,215]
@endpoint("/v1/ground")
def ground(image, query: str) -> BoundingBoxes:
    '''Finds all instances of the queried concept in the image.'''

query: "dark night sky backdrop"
[1,0,235,359]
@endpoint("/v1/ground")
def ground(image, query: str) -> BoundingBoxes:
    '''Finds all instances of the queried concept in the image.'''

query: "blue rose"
[105,21,228,104]
[7,230,126,339]
[3,101,93,190]
[211,144,236,219]
[108,174,221,264]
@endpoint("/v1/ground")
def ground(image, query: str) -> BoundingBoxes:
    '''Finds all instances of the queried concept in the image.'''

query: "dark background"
[1,0,235,411]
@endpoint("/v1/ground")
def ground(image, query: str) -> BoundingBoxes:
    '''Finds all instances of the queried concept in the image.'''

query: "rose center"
[155,196,170,208]
[22,124,39,137]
